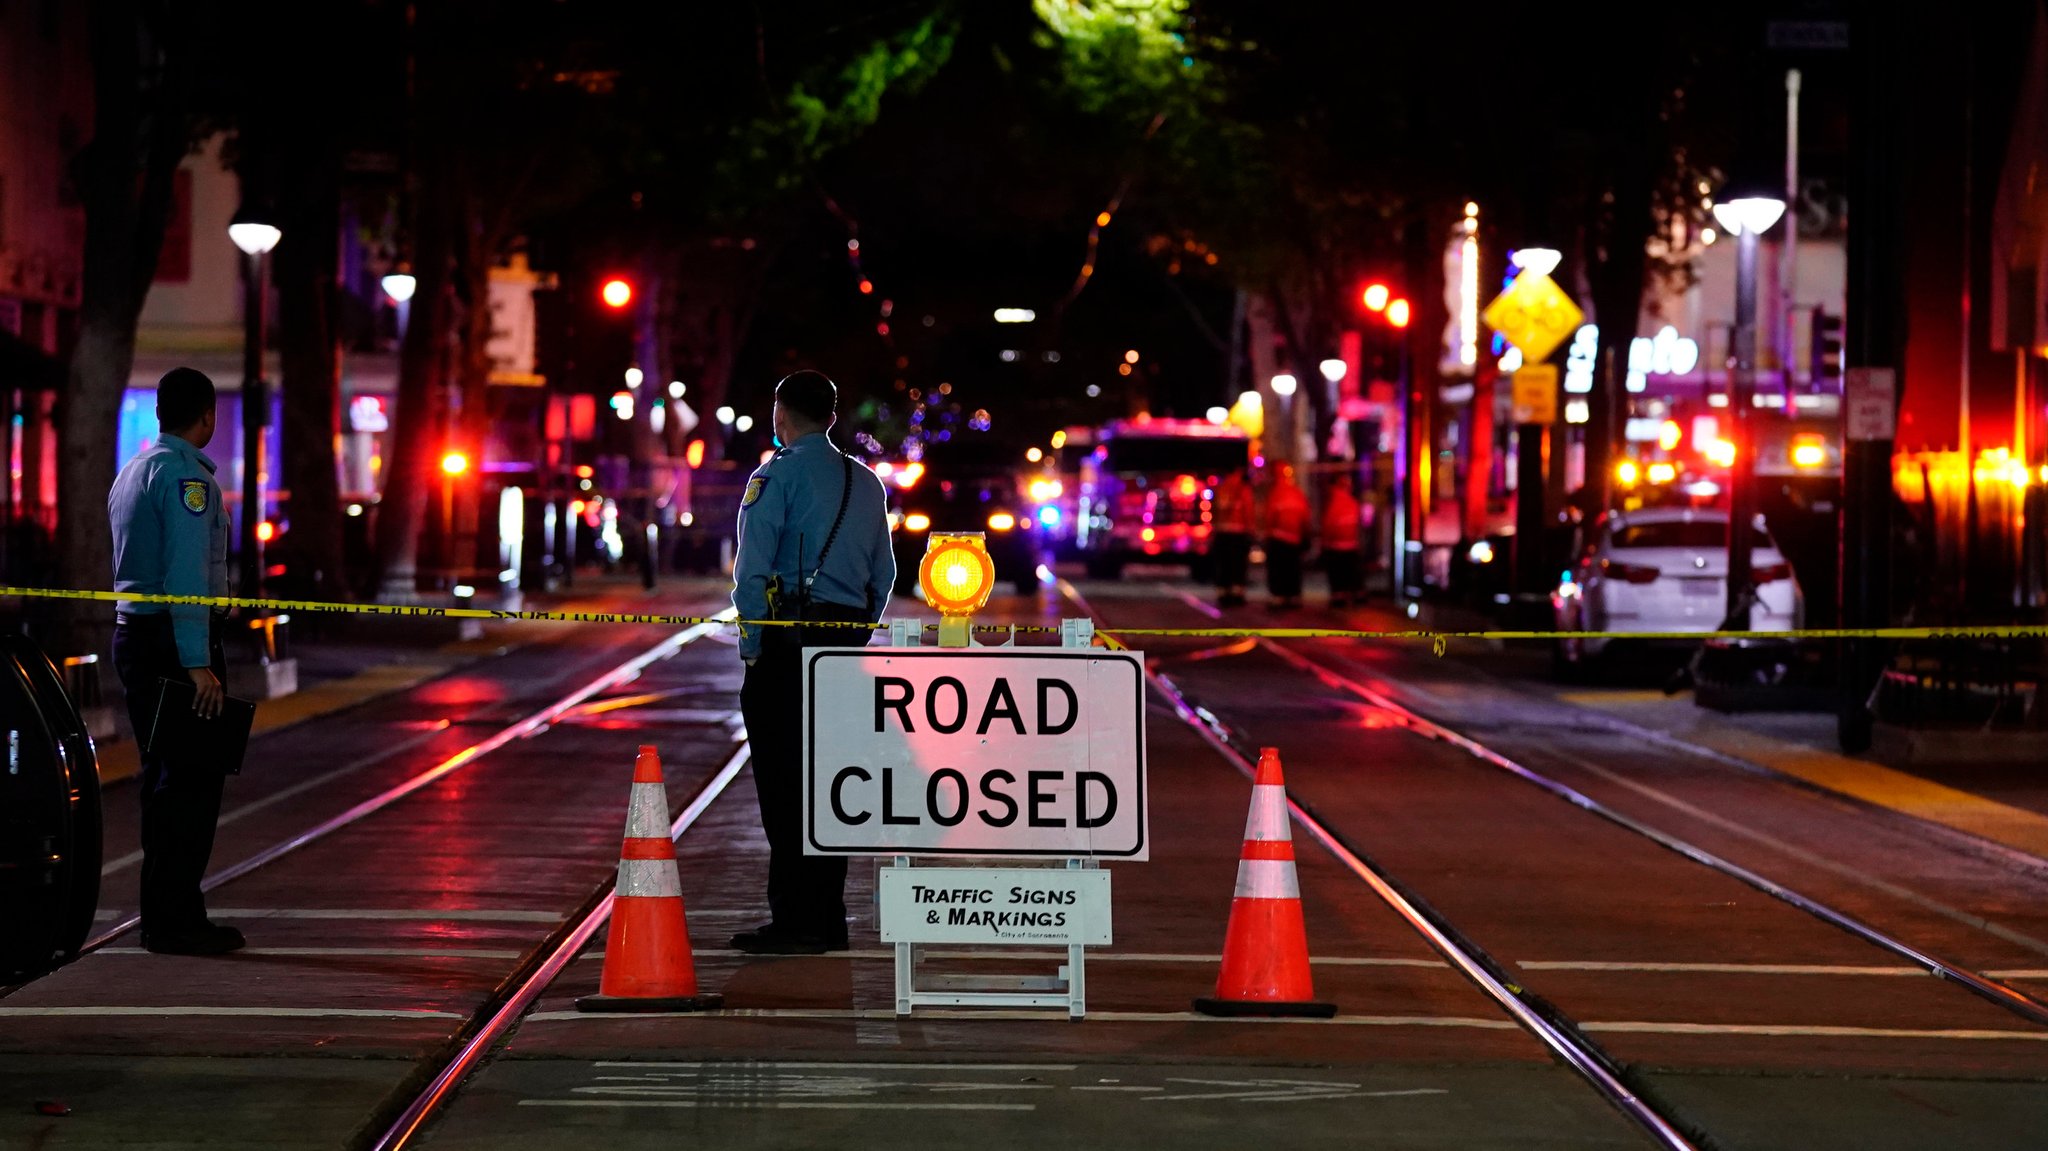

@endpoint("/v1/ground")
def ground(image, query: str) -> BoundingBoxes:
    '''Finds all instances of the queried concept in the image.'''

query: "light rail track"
[2,613,730,997]
[1058,579,1701,1150]
[366,742,750,1151]
[1250,635,2048,1030]
[1069,579,2048,1149]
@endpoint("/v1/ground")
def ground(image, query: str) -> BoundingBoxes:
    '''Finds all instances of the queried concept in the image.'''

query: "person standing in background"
[108,368,242,957]
[1321,477,1364,608]
[1263,463,1310,610]
[1209,465,1255,608]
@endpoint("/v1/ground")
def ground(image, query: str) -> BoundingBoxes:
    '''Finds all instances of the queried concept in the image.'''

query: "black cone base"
[1193,996,1337,1019]
[576,992,724,1014]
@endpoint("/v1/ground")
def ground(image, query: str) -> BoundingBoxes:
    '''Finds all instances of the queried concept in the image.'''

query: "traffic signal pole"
[1839,8,1905,752]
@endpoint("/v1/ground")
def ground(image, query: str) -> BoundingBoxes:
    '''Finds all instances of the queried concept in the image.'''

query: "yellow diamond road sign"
[1481,272,1584,365]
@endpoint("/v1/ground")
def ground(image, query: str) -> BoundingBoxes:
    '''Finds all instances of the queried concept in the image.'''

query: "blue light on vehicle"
[1038,505,1060,527]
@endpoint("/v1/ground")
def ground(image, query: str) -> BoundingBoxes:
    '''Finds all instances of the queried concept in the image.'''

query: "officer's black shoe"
[143,923,246,956]
[730,924,847,955]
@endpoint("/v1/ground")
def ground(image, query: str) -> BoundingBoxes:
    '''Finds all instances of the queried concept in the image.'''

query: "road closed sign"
[803,648,1148,859]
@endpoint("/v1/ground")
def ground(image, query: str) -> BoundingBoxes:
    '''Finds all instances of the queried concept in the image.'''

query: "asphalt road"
[5,572,2046,1150]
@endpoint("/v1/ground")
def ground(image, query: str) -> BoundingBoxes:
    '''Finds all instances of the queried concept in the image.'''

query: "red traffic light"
[600,278,633,309]
[1361,283,1391,312]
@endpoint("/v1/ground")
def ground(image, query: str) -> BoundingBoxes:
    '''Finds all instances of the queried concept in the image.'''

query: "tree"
[53,0,213,654]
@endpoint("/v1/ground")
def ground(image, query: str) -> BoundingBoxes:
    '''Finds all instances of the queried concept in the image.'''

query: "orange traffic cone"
[1194,747,1336,1018]
[576,746,722,1013]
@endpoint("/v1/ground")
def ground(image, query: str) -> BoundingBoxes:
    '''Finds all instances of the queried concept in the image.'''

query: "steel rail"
[1055,581,1698,1151]
[369,742,751,1151]
[64,613,728,959]
[1256,636,2048,1030]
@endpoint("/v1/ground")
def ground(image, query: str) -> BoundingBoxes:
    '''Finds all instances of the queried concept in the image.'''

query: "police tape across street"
[4,584,2045,651]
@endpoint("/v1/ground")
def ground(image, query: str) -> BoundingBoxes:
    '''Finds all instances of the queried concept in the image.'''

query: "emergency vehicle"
[1074,418,1250,580]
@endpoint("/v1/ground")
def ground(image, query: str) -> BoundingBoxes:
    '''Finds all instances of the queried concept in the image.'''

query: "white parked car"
[1550,506,1799,669]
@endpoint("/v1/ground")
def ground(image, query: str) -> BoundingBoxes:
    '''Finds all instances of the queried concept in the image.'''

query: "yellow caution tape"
[2,586,2043,649]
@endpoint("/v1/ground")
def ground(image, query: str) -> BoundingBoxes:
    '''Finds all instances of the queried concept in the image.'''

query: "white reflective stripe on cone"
[1233,858,1302,900]
[617,857,683,899]
[625,782,671,839]
[1242,785,1292,842]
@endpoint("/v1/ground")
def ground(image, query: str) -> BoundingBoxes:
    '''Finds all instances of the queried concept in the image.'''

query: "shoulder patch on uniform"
[179,479,209,515]
[741,476,767,507]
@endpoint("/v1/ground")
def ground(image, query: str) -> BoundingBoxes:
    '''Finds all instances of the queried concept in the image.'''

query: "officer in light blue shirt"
[108,367,243,957]
[729,370,893,954]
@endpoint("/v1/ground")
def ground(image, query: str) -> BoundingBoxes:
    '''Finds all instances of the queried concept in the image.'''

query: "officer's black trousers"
[113,613,228,939]
[740,605,875,941]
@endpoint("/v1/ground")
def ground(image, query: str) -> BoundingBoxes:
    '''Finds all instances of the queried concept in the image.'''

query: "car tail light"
[1753,562,1791,583]
[1601,558,1662,584]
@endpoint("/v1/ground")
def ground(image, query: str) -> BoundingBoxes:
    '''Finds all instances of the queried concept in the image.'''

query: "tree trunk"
[275,152,347,600]
[374,184,453,600]
[51,0,191,656]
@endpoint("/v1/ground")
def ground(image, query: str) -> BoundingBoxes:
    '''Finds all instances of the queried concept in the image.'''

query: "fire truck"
[1074,418,1250,580]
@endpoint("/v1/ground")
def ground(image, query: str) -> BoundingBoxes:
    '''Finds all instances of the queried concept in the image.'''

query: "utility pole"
[1840,8,1906,752]
[1782,69,1802,397]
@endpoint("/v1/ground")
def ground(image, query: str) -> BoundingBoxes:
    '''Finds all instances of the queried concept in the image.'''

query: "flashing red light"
[1362,283,1391,312]
[255,521,276,543]
[1387,298,1412,328]
[440,451,470,476]
[600,278,633,309]
[858,279,874,295]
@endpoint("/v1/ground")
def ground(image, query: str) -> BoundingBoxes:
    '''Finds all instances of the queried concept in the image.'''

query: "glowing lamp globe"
[919,533,996,645]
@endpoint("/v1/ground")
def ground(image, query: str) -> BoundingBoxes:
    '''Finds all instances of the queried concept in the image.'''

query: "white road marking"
[1073,1086,1164,1092]
[527,1008,1518,1029]
[594,1061,1079,1072]
[668,949,1440,967]
[1989,970,2048,979]
[1581,1021,2048,1041]
[521,1101,1034,1112]
[534,1008,2048,1041]
[95,947,521,960]
[206,908,561,922]
[1519,961,1927,977]
[0,1006,461,1019]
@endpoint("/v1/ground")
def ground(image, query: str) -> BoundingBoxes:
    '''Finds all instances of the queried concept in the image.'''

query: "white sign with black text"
[803,648,1148,859]
[878,867,1112,946]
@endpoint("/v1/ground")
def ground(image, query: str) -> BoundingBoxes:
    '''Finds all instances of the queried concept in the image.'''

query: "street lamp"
[229,208,282,601]
[1709,193,1786,629]
[381,269,416,348]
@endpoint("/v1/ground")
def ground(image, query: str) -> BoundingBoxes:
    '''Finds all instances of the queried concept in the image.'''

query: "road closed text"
[805,649,1147,858]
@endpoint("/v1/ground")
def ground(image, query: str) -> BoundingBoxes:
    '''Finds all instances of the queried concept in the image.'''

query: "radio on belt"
[800,532,1146,1017]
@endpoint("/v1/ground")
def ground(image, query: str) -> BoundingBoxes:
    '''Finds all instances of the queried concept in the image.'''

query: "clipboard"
[145,676,256,775]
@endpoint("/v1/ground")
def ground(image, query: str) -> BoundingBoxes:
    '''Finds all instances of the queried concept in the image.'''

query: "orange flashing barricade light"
[919,532,995,647]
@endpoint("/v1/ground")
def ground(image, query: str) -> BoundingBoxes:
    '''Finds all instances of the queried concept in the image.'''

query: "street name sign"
[878,867,1112,946]
[1482,272,1585,365]
[803,647,1148,859]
